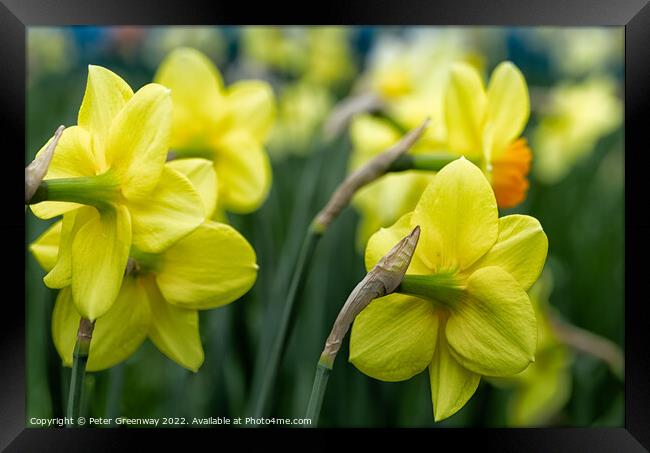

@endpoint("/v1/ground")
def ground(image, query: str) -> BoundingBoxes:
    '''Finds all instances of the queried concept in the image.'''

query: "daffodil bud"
[320,225,421,368]
[25,125,64,204]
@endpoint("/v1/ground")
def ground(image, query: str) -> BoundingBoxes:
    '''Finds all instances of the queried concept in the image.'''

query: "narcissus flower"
[31,213,257,372]
[444,61,532,208]
[155,47,275,215]
[29,65,204,320]
[349,158,548,421]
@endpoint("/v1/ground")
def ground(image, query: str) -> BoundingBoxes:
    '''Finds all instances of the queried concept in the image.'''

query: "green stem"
[305,358,333,426]
[389,152,476,173]
[168,148,215,160]
[251,228,322,419]
[398,273,465,310]
[66,318,94,427]
[29,173,119,207]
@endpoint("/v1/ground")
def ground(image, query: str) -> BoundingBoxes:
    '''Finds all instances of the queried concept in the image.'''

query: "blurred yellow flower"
[27,28,77,83]
[364,29,483,143]
[267,81,334,158]
[155,47,276,214]
[29,65,204,320]
[532,77,622,184]
[241,27,355,88]
[31,207,257,372]
[490,273,573,426]
[350,158,548,421]
[534,28,624,77]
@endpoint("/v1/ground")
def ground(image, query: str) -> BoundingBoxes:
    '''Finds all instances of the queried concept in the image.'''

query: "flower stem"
[29,173,120,207]
[389,152,479,173]
[549,314,624,381]
[250,120,430,420]
[304,226,421,426]
[66,317,94,427]
[305,358,332,426]
[251,228,321,419]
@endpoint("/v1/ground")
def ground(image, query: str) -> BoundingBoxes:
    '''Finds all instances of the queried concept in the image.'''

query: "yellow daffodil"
[155,47,275,214]
[490,273,573,426]
[30,201,257,372]
[443,61,532,209]
[532,77,622,184]
[349,158,548,421]
[29,65,204,321]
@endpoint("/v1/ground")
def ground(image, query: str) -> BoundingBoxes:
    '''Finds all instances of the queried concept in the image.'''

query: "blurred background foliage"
[26,26,624,427]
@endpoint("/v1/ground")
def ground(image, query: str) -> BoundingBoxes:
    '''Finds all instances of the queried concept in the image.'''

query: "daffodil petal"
[225,80,276,141]
[71,204,131,320]
[36,126,95,179]
[128,166,204,253]
[43,208,89,289]
[52,278,151,372]
[364,212,432,274]
[429,329,480,421]
[349,294,438,382]
[105,83,172,199]
[156,221,257,310]
[29,221,62,272]
[145,278,204,372]
[446,266,537,377]
[154,47,224,149]
[467,215,548,291]
[486,62,530,153]
[165,158,218,218]
[412,158,498,271]
[30,202,83,221]
[213,130,271,213]
[78,65,134,160]
[444,63,486,156]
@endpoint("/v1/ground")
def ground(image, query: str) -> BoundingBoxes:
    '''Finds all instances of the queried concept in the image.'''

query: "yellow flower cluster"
[30,48,275,371]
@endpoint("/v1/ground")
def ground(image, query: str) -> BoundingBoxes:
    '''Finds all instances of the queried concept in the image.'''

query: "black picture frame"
[3,0,649,450]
